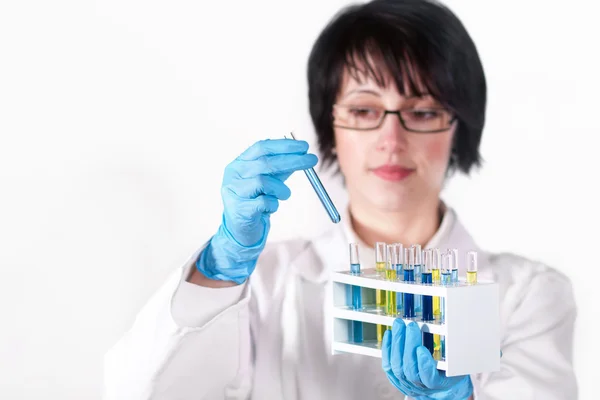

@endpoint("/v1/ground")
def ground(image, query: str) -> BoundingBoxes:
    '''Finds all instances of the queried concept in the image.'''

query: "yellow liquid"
[377,324,387,341]
[432,268,440,318]
[433,334,441,356]
[385,269,397,316]
[375,262,387,341]
[375,262,387,306]
[467,271,477,284]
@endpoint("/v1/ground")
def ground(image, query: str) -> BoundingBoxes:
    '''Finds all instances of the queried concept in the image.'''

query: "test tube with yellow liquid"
[431,248,442,359]
[385,244,398,322]
[375,242,387,342]
[467,250,478,284]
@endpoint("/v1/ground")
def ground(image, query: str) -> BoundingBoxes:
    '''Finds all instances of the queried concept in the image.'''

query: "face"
[333,68,456,213]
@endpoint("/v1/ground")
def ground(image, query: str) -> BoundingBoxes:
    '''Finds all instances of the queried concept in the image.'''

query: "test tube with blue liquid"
[403,247,415,319]
[284,132,340,224]
[440,251,453,359]
[451,248,459,284]
[393,243,404,313]
[412,244,423,317]
[421,250,434,354]
[348,243,363,343]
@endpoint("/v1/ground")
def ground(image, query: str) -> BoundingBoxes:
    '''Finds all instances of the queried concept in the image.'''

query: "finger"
[230,195,279,218]
[416,346,454,389]
[237,139,309,161]
[390,318,406,379]
[273,171,293,182]
[381,329,393,374]
[230,153,318,178]
[224,175,292,200]
[402,322,422,384]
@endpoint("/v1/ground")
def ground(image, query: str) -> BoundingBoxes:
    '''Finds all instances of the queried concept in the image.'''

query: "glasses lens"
[400,109,452,132]
[333,105,384,130]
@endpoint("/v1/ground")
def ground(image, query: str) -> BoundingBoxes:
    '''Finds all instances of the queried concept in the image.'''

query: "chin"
[360,186,415,212]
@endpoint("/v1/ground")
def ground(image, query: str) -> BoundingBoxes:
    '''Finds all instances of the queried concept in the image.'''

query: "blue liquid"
[441,272,451,323]
[423,332,434,354]
[352,285,362,310]
[422,272,433,321]
[403,269,415,318]
[395,263,403,310]
[414,264,422,316]
[441,335,446,359]
[451,269,458,283]
[350,263,360,274]
[351,320,363,343]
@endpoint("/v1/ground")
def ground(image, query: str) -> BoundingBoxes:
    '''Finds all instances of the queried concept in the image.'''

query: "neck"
[349,198,443,249]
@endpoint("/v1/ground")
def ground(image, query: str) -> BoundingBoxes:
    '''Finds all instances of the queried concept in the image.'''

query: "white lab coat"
[103,206,577,399]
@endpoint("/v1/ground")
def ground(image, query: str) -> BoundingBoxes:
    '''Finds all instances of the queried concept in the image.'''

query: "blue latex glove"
[382,319,474,400]
[197,138,318,284]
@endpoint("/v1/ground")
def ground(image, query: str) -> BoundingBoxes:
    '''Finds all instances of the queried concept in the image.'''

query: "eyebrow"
[344,88,382,96]
[342,88,433,100]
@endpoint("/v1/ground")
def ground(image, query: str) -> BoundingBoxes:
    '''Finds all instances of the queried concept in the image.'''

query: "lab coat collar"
[296,202,486,284]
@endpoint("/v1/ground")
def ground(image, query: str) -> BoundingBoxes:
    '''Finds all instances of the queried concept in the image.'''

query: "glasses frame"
[332,104,457,133]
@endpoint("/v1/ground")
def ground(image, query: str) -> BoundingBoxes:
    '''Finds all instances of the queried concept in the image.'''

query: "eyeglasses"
[332,104,456,133]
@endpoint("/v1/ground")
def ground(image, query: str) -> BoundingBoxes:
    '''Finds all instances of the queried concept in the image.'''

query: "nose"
[375,112,409,153]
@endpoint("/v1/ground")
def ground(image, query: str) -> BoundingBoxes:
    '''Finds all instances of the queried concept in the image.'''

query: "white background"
[1,0,598,398]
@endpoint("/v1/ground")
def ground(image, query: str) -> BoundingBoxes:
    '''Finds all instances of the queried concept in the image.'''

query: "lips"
[371,165,415,181]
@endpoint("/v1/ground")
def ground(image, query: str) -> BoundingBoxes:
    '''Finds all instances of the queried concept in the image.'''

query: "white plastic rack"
[330,267,500,377]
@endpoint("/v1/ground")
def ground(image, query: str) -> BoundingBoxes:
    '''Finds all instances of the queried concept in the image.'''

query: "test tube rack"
[330,268,500,377]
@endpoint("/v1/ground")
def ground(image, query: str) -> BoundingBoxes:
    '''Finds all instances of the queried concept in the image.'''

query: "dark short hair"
[307,0,486,174]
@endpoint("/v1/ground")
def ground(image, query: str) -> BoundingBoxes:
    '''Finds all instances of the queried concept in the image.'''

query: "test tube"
[285,132,340,224]
[451,248,459,283]
[467,250,478,284]
[385,245,397,318]
[349,243,363,343]
[403,247,415,318]
[422,251,433,321]
[432,248,441,317]
[394,243,404,312]
[375,242,387,342]
[431,248,442,359]
[440,251,453,360]
[375,242,386,275]
[413,244,423,317]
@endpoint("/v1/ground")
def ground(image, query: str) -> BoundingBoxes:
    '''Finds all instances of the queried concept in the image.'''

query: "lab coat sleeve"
[103,245,253,400]
[472,262,578,399]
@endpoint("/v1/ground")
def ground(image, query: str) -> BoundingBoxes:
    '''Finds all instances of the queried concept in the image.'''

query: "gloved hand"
[382,319,473,400]
[196,138,318,284]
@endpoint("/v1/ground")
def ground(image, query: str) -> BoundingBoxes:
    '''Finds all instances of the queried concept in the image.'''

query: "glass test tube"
[440,252,453,359]
[403,247,415,318]
[349,243,363,343]
[451,248,459,283]
[394,243,404,312]
[467,250,478,284]
[421,250,435,355]
[413,244,423,316]
[432,248,441,317]
[422,251,434,321]
[431,248,442,359]
[385,245,397,319]
[375,242,387,342]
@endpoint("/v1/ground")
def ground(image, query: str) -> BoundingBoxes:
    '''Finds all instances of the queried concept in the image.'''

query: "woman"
[104,0,577,399]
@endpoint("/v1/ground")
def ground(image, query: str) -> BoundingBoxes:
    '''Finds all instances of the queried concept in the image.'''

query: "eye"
[404,109,442,121]
[348,107,381,120]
